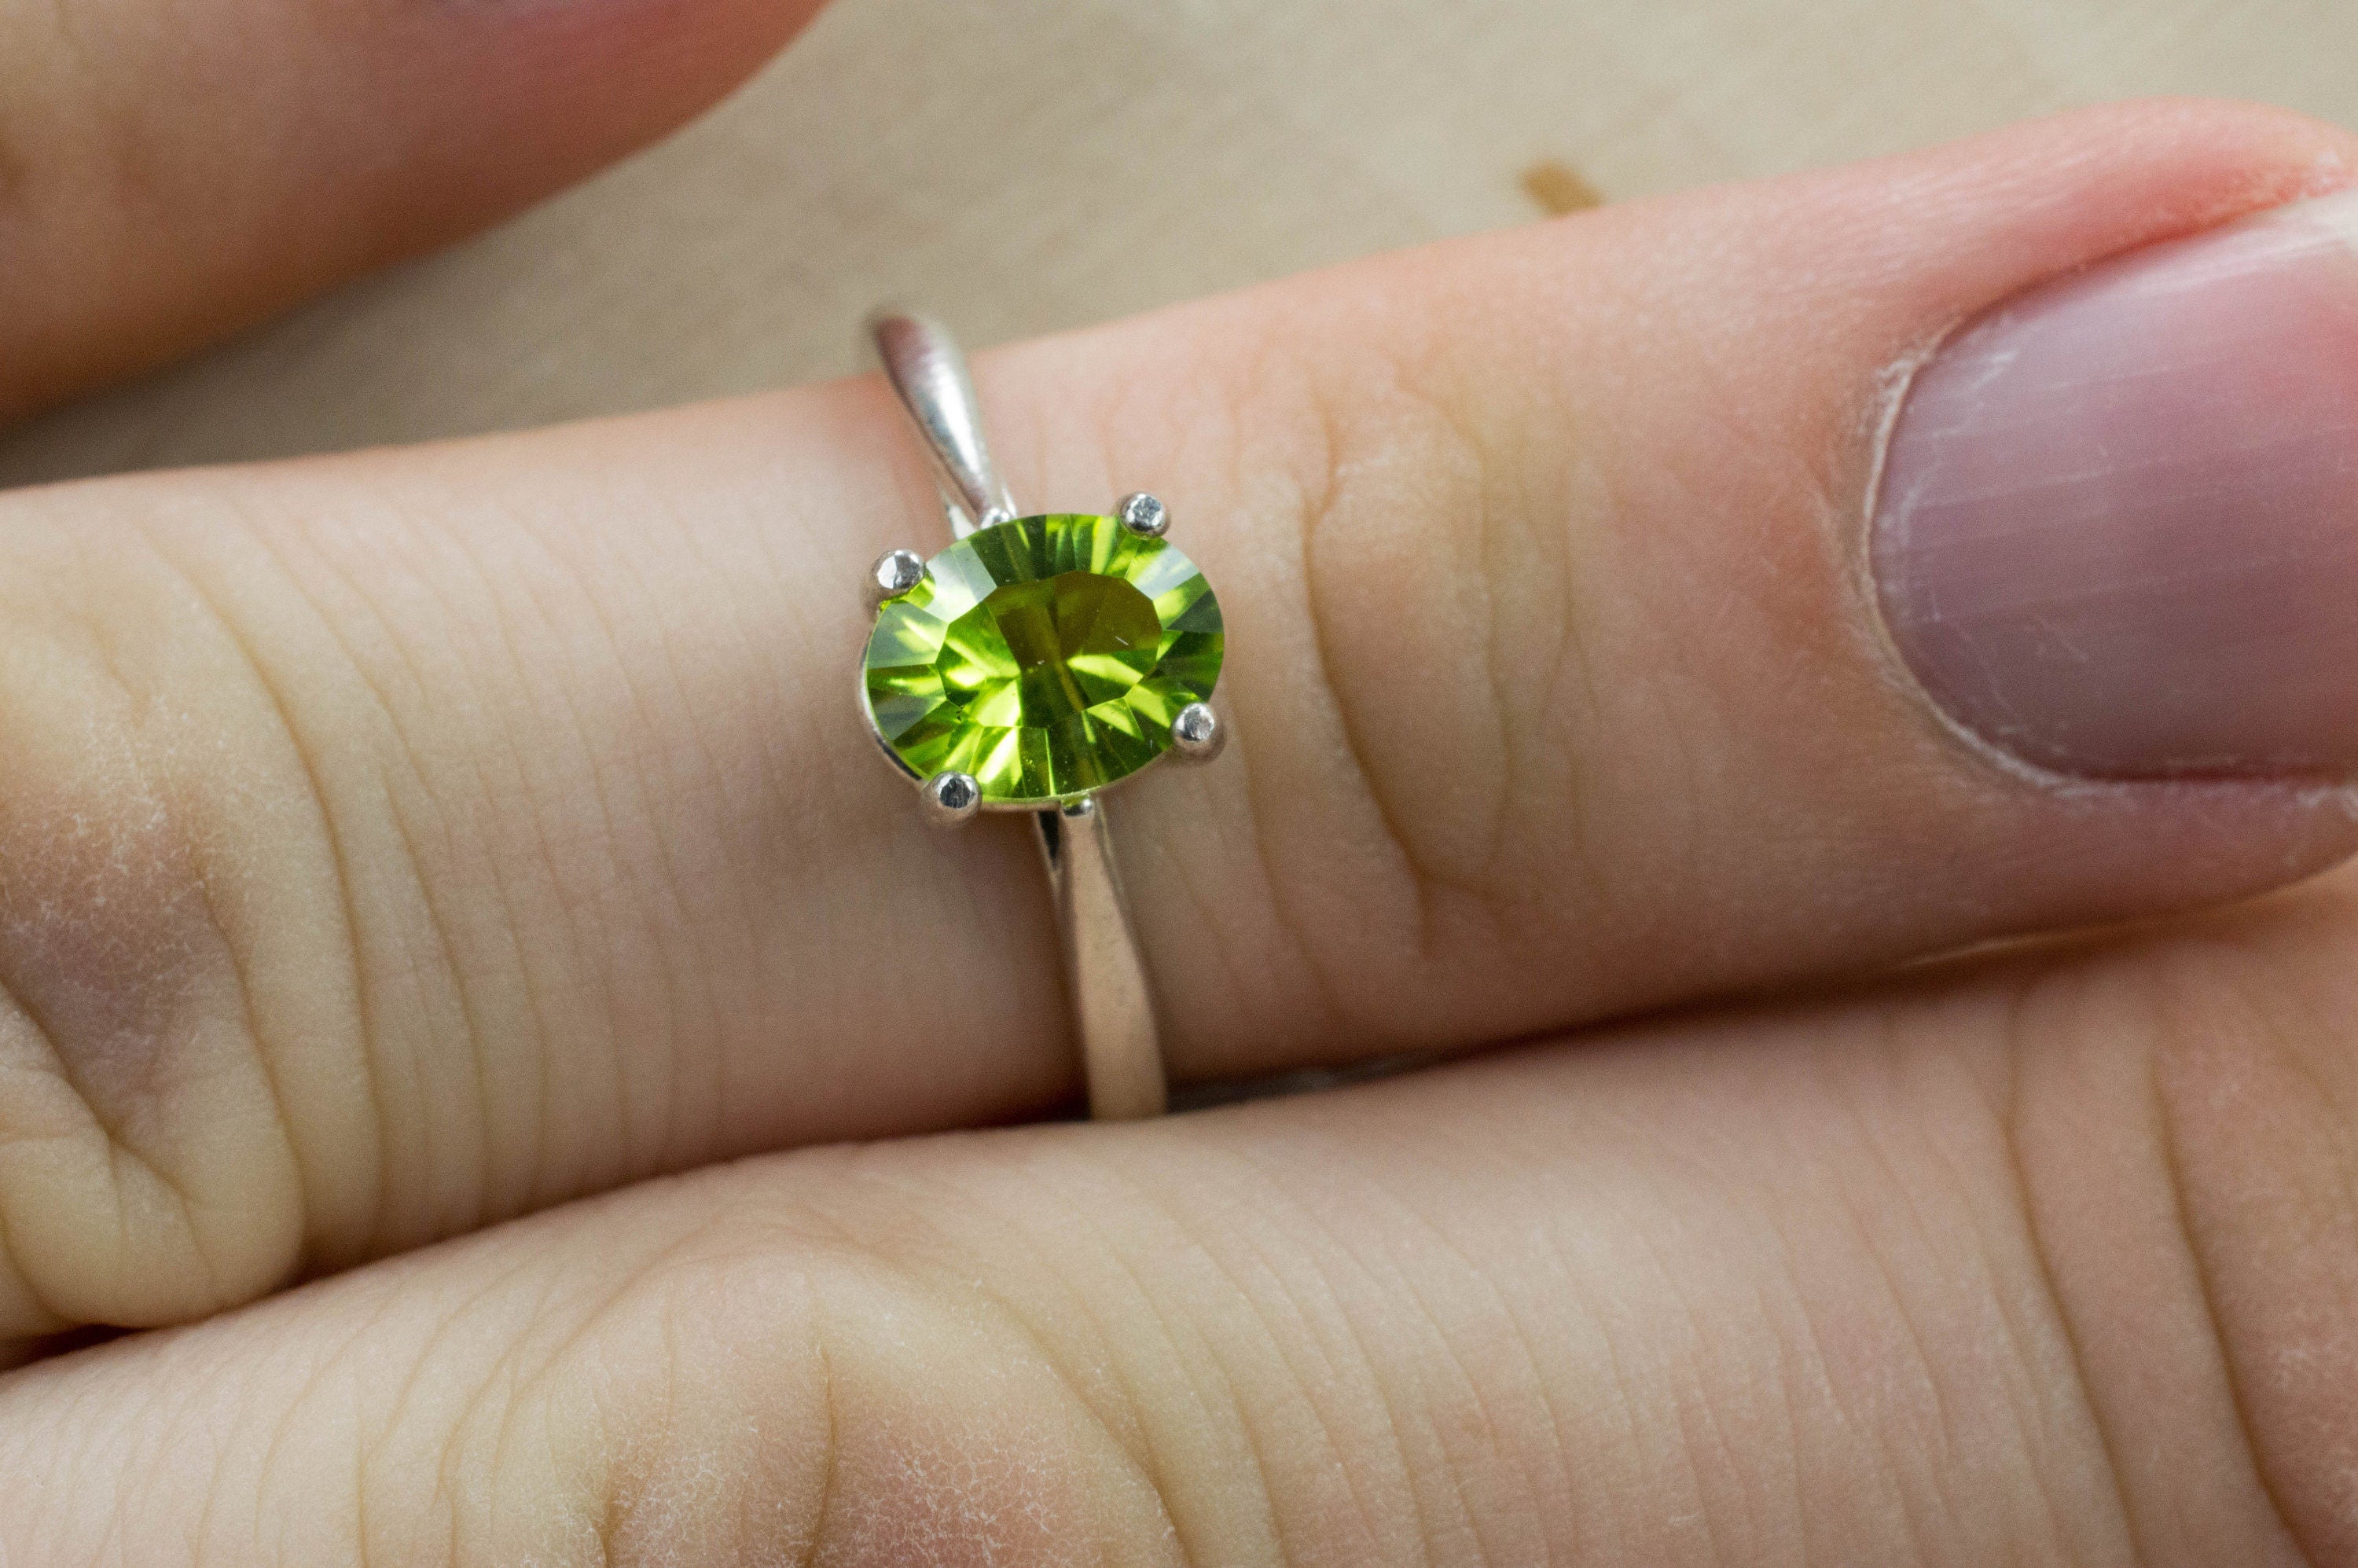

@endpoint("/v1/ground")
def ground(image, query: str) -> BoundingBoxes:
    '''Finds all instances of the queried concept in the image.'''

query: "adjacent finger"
[7,881,2355,1563]
[9,100,2358,1342]
[0,0,826,418]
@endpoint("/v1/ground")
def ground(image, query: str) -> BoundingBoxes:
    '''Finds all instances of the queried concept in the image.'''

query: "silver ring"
[860,312,1228,1119]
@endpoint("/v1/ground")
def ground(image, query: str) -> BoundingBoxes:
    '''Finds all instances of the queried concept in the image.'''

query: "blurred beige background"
[2,0,2351,487]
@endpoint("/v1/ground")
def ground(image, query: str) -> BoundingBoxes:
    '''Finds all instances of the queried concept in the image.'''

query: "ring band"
[861,312,1229,1119]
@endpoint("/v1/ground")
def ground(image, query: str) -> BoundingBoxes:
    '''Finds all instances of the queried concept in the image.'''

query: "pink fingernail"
[1874,189,2358,779]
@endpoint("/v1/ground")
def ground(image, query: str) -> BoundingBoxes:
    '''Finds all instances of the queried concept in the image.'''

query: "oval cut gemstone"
[872,514,1236,802]
[863,512,1225,804]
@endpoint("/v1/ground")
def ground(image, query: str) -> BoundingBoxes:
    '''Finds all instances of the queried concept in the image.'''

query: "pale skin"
[0,0,2355,1555]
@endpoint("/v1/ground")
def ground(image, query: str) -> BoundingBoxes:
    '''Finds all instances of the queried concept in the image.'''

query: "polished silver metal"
[1038,798,1166,1118]
[921,770,982,828]
[868,310,1170,1120]
[871,310,1017,537]
[869,548,927,607]
[1117,491,1170,538]
[1170,702,1225,762]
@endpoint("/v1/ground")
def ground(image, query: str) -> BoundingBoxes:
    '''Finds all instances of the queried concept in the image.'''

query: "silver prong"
[1116,492,1170,538]
[1169,703,1225,762]
[868,549,927,607]
[921,771,982,827]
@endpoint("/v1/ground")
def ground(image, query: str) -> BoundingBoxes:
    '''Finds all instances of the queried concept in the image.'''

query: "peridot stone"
[863,513,1224,804]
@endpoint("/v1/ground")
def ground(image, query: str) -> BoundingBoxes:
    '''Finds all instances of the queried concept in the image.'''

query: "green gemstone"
[863,512,1225,804]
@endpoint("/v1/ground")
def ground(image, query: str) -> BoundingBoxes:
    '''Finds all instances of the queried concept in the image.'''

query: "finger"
[0,0,825,419]
[10,100,2358,1342]
[2011,859,2358,1563]
[6,898,2353,1564]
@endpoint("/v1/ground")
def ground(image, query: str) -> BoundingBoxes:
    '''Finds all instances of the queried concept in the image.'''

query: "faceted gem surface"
[863,512,1225,803]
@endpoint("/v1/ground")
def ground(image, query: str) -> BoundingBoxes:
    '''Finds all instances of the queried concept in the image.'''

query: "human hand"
[2,5,2356,1557]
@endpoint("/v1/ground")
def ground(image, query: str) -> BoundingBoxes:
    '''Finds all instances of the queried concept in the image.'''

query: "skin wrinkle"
[2115,965,2314,1563]
[1247,1173,1454,1568]
[2151,1035,2323,1568]
[1297,343,1512,964]
[1351,1138,1552,1562]
[1819,1050,1986,1555]
[1614,1190,1742,1563]
[1398,352,1517,902]
[1669,1137,1792,1556]
[841,1150,1238,1563]
[555,504,736,1179]
[0,777,193,1150]
[0,902,222,1326]
[0,1188,64,1341]
[1196,334,1358,1052]
[1909,1047,2114,1562]
[1186,1134,1456,1563]
[1831,1056,1970,1492]
[1207,614,1342,1063]
[1728,1081,1925,1568]
[0,1066,90,1320]
[682,502,792,1164]
[1628,390,1819,933]
[130,520,351,1276]
[1450,415,1522,913]
[1709,1247,1817,1558]
[1469,433,1567,910]
[906,1155,1166,1486]
[168,1318,238,1562]
[375,497,561,1238]
[729,1166,1183,1564]
[1296,362,1438,968]
[1534,417,1647,949]
[1567,1113,1743,1557]
[476,1214,750,1564]
[512,488,749,1179]
[1178,1155,1400,1562]
[465,506,645,1208]
[1925,1042,2106,1562]
[1512,1223,1607,1566]
[431,498,589,1225]
[1038,1149,1287,1566]
[246,497,495,1258]
[2144,937,2357,1568]
[311,497,498,1240]
[352,1239,553,1561]
[450,1201,771,1561]
[1141,769,1251,1058]
[711,435,886,1139]
[897,1213,1186,1564]
[380,722,498,1247]
[1993,984,2147,1568]
[252,1274,427,1566]
[795,1330,836,1568]
[525,527,701,1188]
[1120,1176,1335,1564]
[1538,1180,1654,1566]
[1526,602,1611,946]
[1298,1129,1565,1565]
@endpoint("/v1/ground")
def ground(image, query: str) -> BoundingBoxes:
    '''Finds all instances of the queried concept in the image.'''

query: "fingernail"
[1874,189,2358,779]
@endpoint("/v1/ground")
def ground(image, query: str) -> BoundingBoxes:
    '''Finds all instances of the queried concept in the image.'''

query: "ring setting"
[861,312,1224,1119]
